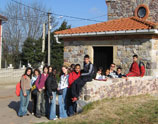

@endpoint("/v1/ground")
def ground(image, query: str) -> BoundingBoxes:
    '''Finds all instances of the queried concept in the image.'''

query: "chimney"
[105,0,117,21]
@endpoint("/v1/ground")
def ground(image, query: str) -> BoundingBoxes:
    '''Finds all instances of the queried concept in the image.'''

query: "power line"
[11,0,105,23]
[7,16,42,23]
[89,14,107,19]
[11,0,48,14]
[52,13,104,22]
[0,10,46,23]
[65,14,107,22]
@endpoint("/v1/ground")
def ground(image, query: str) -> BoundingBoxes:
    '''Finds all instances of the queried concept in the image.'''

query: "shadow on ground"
[8,101,59,117]
[8,101,33,115]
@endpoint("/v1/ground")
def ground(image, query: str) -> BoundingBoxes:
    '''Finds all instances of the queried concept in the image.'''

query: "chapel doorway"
[93,46,113,72]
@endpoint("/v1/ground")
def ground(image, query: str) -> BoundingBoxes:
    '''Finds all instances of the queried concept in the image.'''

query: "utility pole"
[42,23,45,53]
[47,12,51,66]
[0,23,2,69]
[41,23,46,67]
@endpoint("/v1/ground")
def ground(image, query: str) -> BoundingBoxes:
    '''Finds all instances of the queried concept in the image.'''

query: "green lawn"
[38,94,158,124]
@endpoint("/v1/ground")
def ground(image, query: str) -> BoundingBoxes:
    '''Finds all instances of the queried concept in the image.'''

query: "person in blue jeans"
[18,67,33,117]
[45,68,58,120]
[58,65,69,119]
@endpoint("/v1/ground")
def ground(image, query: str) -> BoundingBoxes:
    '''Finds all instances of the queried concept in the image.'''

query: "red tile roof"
[55,16,158,35]
[0,14,7,21]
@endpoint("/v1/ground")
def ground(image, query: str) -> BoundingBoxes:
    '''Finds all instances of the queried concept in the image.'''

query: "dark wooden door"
[93,47,113,72]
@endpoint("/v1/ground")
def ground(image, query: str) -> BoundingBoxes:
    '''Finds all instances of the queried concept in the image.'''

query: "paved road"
[0,84,49,124]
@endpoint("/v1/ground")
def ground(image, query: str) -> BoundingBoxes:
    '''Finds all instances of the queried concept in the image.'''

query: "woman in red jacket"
[67,64,81,116]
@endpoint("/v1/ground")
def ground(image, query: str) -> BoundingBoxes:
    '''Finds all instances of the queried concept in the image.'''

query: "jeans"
[18,90,30,116]
[58,87,68,118]
[67,88,77,116]
[36,90,46,116]
[49,92,56,120]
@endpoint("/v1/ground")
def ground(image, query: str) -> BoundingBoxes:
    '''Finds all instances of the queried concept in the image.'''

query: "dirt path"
[0,85,49,124]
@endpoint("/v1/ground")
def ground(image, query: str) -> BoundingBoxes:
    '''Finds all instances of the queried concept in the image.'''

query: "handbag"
[31,74,42,95]
[57,89,63,95]
[31,81,38,95]
[57,75,68,95]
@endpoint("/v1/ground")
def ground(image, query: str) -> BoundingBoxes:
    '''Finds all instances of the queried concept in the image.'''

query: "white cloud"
[89,7,104,15]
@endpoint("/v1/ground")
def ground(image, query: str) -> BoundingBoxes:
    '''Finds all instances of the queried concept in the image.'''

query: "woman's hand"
[50,96,53,100]
[39,89,42,92]
[57,88,60,91]
[23,93,27,96]
[43,87,45,90]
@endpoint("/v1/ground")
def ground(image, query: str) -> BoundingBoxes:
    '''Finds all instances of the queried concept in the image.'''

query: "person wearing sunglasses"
[109,63,118,78]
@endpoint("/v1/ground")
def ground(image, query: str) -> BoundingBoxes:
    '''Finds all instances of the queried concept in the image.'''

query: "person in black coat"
[45,68,58,120]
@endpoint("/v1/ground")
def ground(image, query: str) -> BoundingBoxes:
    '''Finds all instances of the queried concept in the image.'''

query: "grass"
[37,94,158,124]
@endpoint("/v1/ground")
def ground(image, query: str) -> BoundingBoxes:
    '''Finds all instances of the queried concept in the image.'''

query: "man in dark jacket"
[71,55,94,102]
[45,69,58,120]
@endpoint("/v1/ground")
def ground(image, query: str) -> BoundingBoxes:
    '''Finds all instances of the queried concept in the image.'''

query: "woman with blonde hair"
[58,65,69,119]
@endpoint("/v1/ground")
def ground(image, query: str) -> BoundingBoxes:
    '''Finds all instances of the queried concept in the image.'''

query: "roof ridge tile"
[130,16,157,29]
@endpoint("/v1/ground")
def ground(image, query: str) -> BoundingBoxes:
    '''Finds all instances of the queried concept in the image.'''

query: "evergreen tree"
[21,20,70,70]
[21,37,45,68]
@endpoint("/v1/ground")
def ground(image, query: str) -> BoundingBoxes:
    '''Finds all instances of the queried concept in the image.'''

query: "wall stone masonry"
[64,38,158,76]
[106,0,158,22]
[79,76,158,103]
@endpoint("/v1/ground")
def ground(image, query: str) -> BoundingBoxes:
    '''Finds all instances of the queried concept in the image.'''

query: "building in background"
[0,14,7,69]
[54,0,158,76]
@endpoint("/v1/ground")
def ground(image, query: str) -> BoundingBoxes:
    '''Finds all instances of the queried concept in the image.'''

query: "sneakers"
[49,118,58,120]
[53,118,58,120]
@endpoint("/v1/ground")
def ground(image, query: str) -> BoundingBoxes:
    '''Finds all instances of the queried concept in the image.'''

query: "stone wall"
[116,39,156,75]
[0,68,25,84]
[79,76,158,103]
[64,43,93,68]
[106,0,158,22]
[64,38,157,76]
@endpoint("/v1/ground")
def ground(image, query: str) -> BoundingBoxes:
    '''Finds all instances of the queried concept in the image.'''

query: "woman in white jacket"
[58,65,69,119]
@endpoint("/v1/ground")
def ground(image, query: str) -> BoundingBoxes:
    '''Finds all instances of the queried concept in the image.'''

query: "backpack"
[31,74,42,95]
[15,75,27,97]
[139,61,145,77]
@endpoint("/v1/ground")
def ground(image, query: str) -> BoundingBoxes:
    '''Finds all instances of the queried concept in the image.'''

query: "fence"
[0,68,25,84]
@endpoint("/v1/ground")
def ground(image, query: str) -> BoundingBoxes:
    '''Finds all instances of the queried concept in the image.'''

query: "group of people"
[95,54,145,80]
[17,54,145,120]
[18,54,94,120]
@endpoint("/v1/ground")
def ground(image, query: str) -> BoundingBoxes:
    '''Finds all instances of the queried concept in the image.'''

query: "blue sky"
[0,0,107,28]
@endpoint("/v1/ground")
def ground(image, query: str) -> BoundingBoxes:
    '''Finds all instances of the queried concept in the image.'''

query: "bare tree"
[1,2,58,68]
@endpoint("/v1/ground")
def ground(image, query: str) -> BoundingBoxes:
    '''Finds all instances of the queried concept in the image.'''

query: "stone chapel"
[54,0,158,76]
